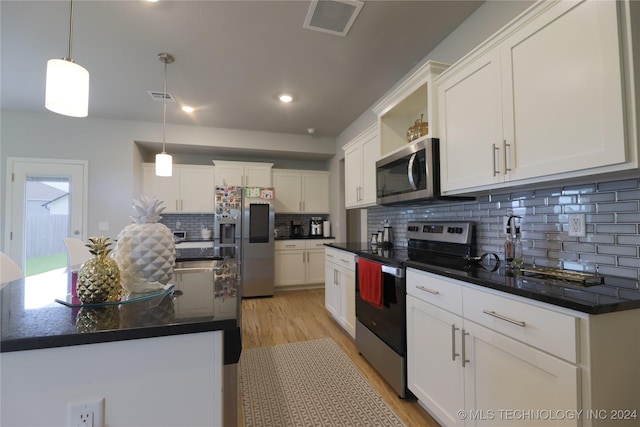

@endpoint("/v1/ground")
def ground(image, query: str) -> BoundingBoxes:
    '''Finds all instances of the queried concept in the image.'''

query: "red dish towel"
[359,258,383,309]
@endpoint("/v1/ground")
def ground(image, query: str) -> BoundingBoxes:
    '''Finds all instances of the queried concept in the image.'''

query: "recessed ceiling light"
[279,94,293,103]
[181,105,195,113]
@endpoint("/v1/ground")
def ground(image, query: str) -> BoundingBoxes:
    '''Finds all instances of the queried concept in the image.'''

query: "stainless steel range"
[355,221,476,398]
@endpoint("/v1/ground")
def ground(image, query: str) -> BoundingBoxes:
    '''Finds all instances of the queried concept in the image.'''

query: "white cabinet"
[438,0,638,195]
[274,239,331,289]
[272,169,329,213]
[407,267,640,427]
[212,160,273,187]
[407,294,465,426]
[372,61,449,156]
[142,163,214,213]
[407,268,580,427]
[463,320,579,427]
[343,125,380,208]
[324,247,355,337]
[173,270,215,318]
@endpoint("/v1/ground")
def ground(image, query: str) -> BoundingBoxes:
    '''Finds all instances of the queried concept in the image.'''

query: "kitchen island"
[0,260,240,427]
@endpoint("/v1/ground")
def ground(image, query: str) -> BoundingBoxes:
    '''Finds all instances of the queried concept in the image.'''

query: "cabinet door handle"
[492,144,500,176]
[503,140,511,174]
[452,324,460,361]
[417,285,439,295]
[285,244,297,248]
[482,310,526,327]
[461,329,470,367]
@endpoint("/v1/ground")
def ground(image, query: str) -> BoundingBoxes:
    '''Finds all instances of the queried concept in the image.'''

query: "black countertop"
[0,266,241,363]
[327,242,640,315]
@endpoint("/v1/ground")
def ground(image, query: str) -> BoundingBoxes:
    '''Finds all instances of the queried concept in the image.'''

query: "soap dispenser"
[504,215,515,265]
[513,226,523,268]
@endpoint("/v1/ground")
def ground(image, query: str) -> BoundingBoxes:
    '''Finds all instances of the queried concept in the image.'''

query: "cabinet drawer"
[275,240,305,250]
[406,268,463,316]
[305,239,332,249]
[463,286,578,363]
[325,247,355,271]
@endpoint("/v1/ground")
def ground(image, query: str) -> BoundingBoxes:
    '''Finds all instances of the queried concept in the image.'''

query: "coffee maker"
[310,217,323,236]
[290,220,303,237]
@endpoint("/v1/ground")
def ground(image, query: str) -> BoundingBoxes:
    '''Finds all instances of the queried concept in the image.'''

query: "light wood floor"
[241,288,440,427]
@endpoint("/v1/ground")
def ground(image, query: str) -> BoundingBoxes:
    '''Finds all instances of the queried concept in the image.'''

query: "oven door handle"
[381,265,405,278]
[407,153,418,190]
[356,258,405,278]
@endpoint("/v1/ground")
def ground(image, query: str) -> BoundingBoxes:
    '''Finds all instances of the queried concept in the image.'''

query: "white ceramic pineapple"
[114,195,175,293]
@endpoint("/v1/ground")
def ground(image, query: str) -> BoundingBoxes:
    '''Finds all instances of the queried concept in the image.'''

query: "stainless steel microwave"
[376,138,441,205]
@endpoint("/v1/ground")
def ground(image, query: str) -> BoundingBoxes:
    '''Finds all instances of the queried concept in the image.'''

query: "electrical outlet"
[568,213,586,237]
[68,398,104,427]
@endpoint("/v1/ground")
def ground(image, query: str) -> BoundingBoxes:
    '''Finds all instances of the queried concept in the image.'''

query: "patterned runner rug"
[239,338,406,426]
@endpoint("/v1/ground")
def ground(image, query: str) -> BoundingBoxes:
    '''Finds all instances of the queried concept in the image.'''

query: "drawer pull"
[417,285,439,295]
[482,310,526,327]
[285,244,297,248]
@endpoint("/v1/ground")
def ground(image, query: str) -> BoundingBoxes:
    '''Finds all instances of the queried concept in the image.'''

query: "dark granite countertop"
[326,242,640,315]
[0,267,241,363]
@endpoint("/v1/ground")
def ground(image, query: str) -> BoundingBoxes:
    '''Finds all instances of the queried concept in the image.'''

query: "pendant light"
[45,0,89,117]
[155,53,174,177]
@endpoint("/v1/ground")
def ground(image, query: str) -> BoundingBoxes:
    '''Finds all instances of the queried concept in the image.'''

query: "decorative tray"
[519,267,604,287]
[55,284,175,308]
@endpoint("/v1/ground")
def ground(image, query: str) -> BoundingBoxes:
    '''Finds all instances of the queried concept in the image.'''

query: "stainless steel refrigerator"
[214,186,275,298]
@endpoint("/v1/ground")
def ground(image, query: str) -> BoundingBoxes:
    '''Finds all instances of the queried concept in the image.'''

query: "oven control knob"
[447,227,454,233]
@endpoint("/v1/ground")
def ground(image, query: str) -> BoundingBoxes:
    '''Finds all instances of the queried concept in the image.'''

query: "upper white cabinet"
[212,160,273,187]
[272,169,329,214]
[142,163,214,213]
[438,0,639,194]
[343,125,380,209]
[372,61,449,157]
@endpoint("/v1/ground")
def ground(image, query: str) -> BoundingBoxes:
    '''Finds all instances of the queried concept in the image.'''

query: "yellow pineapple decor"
[77,237,122,304]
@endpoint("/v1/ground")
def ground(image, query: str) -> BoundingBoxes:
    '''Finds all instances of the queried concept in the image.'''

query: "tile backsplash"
[368,177,640,280]
[161,214,214,239]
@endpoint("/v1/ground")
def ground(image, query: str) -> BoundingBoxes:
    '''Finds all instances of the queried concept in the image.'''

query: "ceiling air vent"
[303,0,364,37]
[147,91,175,102]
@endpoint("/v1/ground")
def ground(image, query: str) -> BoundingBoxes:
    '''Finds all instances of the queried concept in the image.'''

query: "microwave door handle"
[407,153,418,190]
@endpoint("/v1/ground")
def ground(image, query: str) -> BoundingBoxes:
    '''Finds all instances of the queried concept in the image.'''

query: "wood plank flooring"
[241,288,440,427]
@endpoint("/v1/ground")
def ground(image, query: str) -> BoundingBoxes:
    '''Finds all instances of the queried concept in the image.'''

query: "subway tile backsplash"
[161,214,215,239]
[367,177,640,280]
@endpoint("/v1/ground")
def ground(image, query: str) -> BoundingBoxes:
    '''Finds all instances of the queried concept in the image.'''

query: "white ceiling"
[1,0,483,138]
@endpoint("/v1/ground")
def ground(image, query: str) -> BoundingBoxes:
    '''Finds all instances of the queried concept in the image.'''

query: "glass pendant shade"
[155,152,173,177]
[45,58,89,117]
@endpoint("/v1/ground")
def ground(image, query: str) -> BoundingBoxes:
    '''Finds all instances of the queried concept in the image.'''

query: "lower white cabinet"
[407,268,640,427]
[324,247,355,337]
[274,240,331,289]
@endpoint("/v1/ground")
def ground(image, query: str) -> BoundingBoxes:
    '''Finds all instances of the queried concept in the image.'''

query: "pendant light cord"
[162,58,167,153]
[66,0,74,61]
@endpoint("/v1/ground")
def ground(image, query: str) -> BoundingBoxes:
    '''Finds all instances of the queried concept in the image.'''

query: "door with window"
[6,159,87,275]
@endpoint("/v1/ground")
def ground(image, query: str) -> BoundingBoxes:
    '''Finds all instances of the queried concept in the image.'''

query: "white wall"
[0,110,335,247]
[0,331,223,427]
[329,0,535,243]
